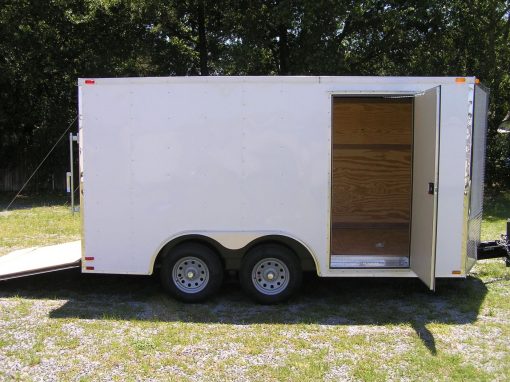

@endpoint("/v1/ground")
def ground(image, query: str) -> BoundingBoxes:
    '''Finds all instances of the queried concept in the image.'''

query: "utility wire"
[4,115,78,212]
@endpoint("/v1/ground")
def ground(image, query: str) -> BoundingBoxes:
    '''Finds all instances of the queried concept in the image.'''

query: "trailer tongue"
[0,241,81,281]
[477,220,510,266]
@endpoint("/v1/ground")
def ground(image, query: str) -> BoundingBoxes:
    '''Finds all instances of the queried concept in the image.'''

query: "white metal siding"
[81,79,331,274]
[467,85,489,270]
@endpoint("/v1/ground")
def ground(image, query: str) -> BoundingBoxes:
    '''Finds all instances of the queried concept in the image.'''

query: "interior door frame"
[329,91,420,268]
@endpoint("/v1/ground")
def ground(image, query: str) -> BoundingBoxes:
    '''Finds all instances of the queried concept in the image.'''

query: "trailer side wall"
[79,77,477,278]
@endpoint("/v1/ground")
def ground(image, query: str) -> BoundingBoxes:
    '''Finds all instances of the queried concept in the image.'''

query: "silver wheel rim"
[172,256,209,294]
[252,257,290,295]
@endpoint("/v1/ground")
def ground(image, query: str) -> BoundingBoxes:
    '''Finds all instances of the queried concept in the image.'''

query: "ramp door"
[0,241,81,281]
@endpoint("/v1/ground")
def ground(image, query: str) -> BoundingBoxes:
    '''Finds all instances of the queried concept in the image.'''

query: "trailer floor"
[0,241,81,281]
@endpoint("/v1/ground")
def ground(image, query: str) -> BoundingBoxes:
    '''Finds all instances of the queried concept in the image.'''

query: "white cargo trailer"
[65,75,497,303]
[4,75,509,304]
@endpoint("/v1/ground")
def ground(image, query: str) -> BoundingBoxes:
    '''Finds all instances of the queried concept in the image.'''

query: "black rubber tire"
[160,242,224,302]
[240,244,302,304]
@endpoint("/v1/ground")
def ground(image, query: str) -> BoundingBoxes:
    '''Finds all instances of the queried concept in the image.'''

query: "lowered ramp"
[0,241,81,281]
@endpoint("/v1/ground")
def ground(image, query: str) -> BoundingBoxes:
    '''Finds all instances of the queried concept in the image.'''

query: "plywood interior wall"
[331,97,413,257]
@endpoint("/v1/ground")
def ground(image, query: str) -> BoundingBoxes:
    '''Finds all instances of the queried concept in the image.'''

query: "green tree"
[0,0,509,191]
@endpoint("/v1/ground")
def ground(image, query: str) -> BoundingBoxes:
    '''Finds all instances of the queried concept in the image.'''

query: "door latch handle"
[428,182,435,195]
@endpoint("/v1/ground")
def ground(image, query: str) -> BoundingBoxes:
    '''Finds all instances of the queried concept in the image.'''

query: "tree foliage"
[0,0,509,190]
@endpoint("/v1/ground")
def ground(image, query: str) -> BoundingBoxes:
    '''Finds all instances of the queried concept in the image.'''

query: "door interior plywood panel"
[332,148,411,223]
[333,98,412,145]
[331,228,410,256]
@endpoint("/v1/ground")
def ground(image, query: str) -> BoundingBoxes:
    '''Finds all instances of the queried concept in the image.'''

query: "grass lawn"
[0,193,509,381]
[0,194,80,256]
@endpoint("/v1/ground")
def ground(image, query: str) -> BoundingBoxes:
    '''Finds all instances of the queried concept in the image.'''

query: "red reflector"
[85,257,94,261]
[84,79,95,85]
[86,266,95,271]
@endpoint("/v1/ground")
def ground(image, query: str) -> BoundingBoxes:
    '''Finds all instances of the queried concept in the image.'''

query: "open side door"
[410,87,440,290]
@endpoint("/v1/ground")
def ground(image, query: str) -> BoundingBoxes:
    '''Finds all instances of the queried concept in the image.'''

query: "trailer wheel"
[160,243,223,302]
[240,244,302,304]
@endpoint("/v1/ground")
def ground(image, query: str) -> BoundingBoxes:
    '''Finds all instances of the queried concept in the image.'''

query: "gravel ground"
[0,262,509,381]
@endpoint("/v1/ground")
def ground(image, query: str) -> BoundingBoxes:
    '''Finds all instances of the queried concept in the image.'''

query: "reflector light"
[84,79,95,85]
[455,78,466,83]
[85,257,94,261]
[475,78,480,84]
[86,266,95,270]
[452,270,461,275]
